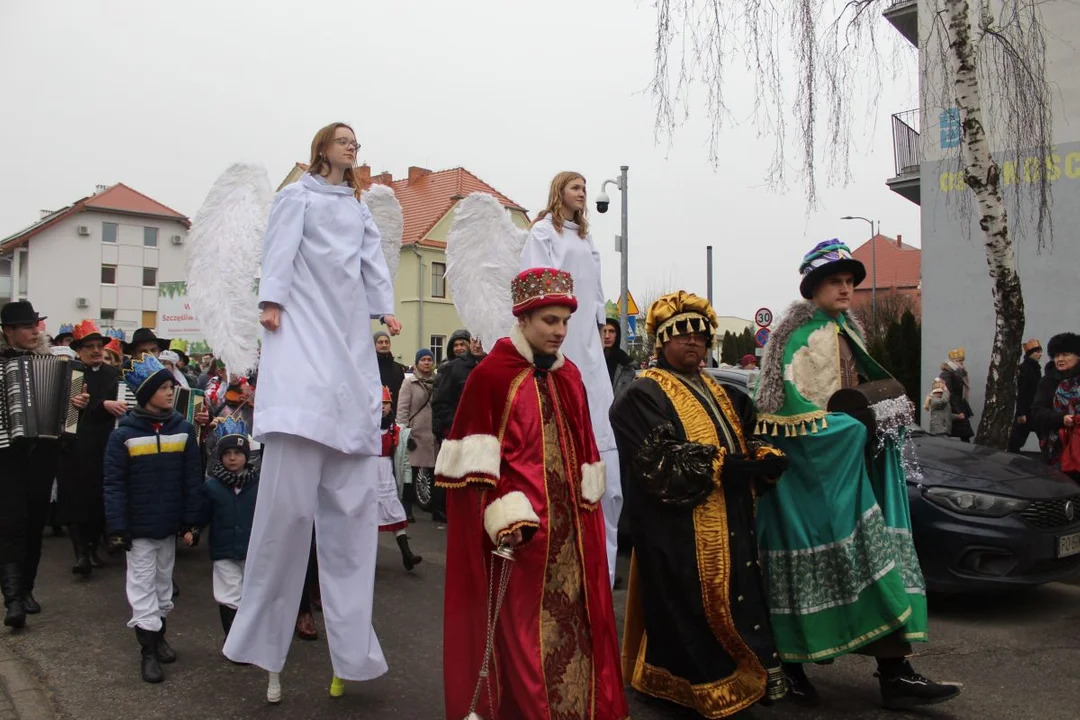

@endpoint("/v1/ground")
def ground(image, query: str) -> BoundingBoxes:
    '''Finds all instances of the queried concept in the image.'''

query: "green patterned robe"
[754,304,927,662]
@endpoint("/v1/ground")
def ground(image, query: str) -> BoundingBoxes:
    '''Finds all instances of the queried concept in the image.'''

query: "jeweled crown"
[57,323,75,335]
[218,416,248,439]
[105,328,126,341]
[511,268,575,309]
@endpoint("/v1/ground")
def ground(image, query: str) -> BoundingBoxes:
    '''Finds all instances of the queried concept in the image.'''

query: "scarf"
[210,461,255,490]
[131,406,174,423]
[1044,367,1080,465]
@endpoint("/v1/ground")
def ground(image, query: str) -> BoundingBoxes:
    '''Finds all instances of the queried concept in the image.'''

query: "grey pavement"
[2,523,1079,719]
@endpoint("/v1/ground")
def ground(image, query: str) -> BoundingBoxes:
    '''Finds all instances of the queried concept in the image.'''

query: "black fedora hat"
[123,327,170,355]
[0,300,46,326]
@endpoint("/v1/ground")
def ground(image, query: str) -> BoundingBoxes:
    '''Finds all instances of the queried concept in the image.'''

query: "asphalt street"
[2,520,1079,720]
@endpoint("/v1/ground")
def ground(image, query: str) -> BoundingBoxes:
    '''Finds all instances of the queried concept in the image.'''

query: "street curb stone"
[0,640,56,720]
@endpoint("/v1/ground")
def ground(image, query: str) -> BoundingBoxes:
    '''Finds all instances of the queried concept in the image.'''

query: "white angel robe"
[225,172,395,679]
[521,215,623,585]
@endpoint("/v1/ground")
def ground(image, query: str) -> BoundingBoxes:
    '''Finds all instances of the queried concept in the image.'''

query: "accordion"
[0,355,82,449]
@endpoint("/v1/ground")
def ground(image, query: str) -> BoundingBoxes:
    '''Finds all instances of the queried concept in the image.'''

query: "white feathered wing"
[446,193,527,350]
[361,184,403,285]
[185,163,273,375]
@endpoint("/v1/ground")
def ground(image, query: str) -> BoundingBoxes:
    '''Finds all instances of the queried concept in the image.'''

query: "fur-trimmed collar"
[509,323,566,371]
[756,300,866,414]
[0,329,51,357]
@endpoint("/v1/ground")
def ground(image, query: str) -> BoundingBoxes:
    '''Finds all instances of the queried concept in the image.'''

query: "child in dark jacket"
[103,355,202,685]
[187,418,258,650]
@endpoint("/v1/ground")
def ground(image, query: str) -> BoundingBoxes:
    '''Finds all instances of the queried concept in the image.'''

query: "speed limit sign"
[755,307,774,328]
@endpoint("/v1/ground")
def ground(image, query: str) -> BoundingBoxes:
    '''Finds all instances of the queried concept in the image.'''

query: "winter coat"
[396,373,436,468]
[1016,356,1042,419]
[378,352,407,415]
[432,351,481,440]
[926,390,953,436]
[59,362,120,523]
[1031,364,1080,464]
[103,410,203,539]
[198,467,259,562]
[940,363,974,439]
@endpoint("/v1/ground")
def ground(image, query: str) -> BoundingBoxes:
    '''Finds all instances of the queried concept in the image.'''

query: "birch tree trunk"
[944,0,1025,449]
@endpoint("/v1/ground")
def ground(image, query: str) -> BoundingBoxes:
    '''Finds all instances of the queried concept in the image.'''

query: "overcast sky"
[0,0,919,322]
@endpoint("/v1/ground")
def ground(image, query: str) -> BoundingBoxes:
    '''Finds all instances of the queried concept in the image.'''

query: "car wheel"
[413,467,434,512]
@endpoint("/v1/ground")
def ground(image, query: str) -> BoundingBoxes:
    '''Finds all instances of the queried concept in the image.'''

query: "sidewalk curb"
[0,637,57,720]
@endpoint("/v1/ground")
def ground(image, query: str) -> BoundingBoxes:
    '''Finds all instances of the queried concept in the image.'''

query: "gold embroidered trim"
[434,475,497,490]
[630,369,767,715]
[755,410,829,437]
[496,519,540,543]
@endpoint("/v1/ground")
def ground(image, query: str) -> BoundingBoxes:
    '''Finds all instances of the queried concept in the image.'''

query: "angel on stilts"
[437,195,628,719]
[186,122,406,706]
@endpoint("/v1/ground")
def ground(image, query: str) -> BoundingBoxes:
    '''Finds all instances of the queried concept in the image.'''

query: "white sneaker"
[266,671,282,704]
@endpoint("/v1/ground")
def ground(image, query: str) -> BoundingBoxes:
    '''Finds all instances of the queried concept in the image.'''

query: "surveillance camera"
[595,190,611,214]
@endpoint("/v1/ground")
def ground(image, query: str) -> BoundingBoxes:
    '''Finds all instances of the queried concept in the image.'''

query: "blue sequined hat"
[55,323,76,340]
[216,416,251,460]
[105,327,126,341]
[122,354,175,407]
[798,239,867,299]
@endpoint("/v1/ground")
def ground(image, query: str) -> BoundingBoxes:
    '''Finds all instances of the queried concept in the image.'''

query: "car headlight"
[923,487,1030,517]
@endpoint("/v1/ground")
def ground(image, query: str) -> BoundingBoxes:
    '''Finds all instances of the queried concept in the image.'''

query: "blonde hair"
[307,122,363,200]
[535,171,588,238]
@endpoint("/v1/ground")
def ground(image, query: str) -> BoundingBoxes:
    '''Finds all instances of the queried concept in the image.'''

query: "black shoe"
[396,535,422,572]
[135,628,164,683]
[171,580,180,599]
[156,618,177,663]
[22,592,40,615]
[87,544,106,569]
[218,605,249,665]
[783,664,821,707]
[72,554,92,577]
[3,599,26,629]
[878,662,960,710]
[431,511,448,523]
[613,574,624,590]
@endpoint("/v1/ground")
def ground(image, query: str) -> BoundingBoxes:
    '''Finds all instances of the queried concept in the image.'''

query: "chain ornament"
[464,542,516,720]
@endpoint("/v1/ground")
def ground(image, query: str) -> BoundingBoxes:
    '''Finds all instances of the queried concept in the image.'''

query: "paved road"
[2,522,1079,719]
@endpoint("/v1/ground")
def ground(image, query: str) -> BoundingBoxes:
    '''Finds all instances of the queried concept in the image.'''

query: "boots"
[22,591,40,615]
[1,563,26,629]
[135,627,164,683]
[401,483,416,523]
[396,534,422,572]
[70,525,92,577]
[87,542,106,569]
[156,618,177,663]
[218,605,248,665]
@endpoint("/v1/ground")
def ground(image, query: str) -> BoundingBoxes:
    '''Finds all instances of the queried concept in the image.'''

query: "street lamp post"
[841,215,877,326]
[599,167,629,351]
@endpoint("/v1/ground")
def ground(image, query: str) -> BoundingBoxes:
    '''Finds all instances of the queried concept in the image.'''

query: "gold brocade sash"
[621,369,767,716]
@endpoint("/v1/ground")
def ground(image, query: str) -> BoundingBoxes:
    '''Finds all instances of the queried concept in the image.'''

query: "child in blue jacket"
[103,355,202,684]
[185,418,258,651]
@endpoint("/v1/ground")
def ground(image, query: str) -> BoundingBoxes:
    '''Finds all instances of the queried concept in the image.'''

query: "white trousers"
[213,559,245,609]
[376,457,407,531]
[125,538,176,632]
[600,447,623,588]
[223,433,387,681]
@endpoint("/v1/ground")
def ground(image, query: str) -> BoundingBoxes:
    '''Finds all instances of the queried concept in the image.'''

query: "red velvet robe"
[435,327,628,720]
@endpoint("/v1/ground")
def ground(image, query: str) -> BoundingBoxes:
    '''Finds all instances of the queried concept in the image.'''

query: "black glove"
[723,452,789,484]
[108,532,133,552]
[634,423,717,508]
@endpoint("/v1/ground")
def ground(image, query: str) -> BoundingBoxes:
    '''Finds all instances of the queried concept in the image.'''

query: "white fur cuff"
[483,491,540,545]
[434,434,501,480]
[581,461,606,505]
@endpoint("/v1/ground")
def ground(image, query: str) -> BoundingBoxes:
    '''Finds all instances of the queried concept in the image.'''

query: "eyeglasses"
[332,138,360,150]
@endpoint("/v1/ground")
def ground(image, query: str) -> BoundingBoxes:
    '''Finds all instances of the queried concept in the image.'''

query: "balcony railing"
[891,109,920,177]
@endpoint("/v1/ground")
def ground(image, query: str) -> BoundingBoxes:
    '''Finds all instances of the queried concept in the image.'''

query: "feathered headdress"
[446,193,527,350]
[186,163,273,376]
[361,184,404,285]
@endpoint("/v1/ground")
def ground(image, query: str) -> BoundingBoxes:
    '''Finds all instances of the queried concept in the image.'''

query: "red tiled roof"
[852,234,921,290]
[1,183,190,252]
[387,167,525,248]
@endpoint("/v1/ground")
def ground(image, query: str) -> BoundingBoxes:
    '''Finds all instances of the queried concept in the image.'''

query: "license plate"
[1058,532,1080,558]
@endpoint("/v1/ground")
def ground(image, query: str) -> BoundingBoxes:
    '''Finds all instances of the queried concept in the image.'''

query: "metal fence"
[891,109,920,177]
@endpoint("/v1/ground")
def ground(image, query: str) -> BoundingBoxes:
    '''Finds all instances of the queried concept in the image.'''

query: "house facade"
[850,233,921,318]
[883,0,1080,421]
[0,184,190,338]
[279,164,529,365]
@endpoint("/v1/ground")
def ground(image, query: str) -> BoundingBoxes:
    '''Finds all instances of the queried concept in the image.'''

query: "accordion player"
[0,355,83,449]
